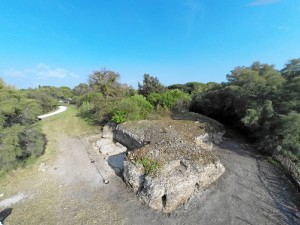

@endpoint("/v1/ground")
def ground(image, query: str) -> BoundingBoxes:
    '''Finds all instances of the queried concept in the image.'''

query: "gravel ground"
[1,132,300,225]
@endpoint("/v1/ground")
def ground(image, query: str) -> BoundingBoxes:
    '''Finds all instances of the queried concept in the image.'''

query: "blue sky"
[0,0,300,88]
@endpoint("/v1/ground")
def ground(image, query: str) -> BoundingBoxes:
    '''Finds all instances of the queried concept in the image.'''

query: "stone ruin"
[96,113,225,213]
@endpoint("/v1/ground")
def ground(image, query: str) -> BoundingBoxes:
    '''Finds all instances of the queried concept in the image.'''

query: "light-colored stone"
[117,118,226,213]
[123,161,145,193]
[38,162,48,172]
[102,123,115,139]
[126,159,225,213]
[96,138,111,148]
[99,143,117,155]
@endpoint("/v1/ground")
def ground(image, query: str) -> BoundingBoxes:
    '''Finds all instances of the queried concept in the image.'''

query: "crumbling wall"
[113,117,226,213]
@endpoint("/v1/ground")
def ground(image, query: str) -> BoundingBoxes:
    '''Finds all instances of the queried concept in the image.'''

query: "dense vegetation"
[72,60,300,177]
[1,58,299,180]
[191,59,300,172]
[73,70,190,124]
[0,80,72,175]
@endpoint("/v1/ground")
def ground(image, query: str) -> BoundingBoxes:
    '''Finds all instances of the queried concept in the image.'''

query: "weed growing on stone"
[137,157,160,175]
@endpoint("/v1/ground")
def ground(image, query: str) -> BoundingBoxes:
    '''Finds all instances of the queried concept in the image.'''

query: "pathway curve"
[37,106,67,119]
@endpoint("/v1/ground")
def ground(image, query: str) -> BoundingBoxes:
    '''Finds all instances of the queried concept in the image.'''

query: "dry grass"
[39,105,100,160]
[0,106,104,224]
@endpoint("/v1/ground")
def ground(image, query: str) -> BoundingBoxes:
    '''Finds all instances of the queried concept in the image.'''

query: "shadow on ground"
[0,208,12,224]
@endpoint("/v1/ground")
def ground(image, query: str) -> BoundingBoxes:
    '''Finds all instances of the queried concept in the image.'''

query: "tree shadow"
[0,208,12,224]
[256,159,300,225]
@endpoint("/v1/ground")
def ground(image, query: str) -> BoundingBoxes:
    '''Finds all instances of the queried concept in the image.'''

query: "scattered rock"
[102,123,115,139]
[38,163,48,172]
[103,179,109,184]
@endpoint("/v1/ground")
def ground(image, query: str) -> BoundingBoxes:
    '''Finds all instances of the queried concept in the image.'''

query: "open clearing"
[0,106,299,225]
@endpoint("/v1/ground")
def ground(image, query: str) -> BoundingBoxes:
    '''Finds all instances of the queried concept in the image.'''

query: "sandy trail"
[37,106,67,119]
[1,132,300,224]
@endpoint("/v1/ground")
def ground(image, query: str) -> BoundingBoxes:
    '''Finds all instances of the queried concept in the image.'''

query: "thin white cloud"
[5,63,76,80]
[184,0,206,37]
[5,69,25,78]
[247,0,281,6]
[277,25,290,31]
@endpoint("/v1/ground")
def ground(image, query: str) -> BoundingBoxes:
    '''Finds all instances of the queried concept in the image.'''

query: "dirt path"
[37,106,67,119]
[97,138,300,225]
[1,131,300,224]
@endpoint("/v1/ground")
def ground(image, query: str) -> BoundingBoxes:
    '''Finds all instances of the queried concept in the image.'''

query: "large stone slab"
[113,115,226,213]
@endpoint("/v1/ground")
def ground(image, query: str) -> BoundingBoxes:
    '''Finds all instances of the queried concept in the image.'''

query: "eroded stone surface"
[113,113,226,213]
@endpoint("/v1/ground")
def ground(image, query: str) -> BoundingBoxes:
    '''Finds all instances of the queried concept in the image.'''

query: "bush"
[17,125,46,159]
[0,124,46,173]
[148,89,191,110]
[112,95,153,123]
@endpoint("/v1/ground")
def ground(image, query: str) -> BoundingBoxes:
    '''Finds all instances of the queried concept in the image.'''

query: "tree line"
[72,59,300,177]
[1,58,299,178]
[190,59,300,172]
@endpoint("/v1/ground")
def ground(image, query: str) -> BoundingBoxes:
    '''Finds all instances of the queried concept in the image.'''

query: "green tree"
[278,112,300,158]
[73,83,90,96]
[138,74,166,97]
[88,68,120,101]
[0,79,46,174]
[112,95,154,123]
[281,58,300,80]
[148,89,191,110]
[280,76,300,113]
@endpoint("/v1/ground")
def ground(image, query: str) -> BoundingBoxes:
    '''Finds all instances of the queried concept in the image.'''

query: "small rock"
[59,185,63,188]
[38,162,48,172]
[103,179,109,184]
[295,212,300,219]
[0,193,4,198]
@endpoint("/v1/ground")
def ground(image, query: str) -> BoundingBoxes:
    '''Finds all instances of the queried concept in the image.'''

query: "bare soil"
[1,124,300,224]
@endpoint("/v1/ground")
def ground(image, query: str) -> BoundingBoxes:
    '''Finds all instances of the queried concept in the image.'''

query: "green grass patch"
[137,157,161,175]
[39,105,100,159]
[40,105,98,136]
